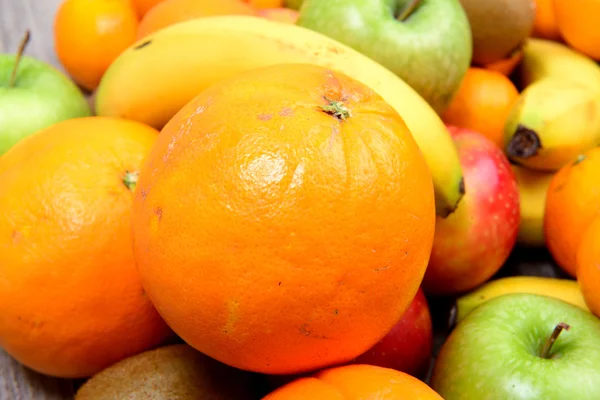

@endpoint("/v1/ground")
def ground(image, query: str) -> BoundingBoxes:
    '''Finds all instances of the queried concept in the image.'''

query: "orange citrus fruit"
[131,63,436,375]
[262,364,444,400]
[554,0,600,60]
[545,147,600,277]
[131,0,165,18]
[0,116,172,378]
[137,0,257,39]
[532,0,562,40]
[54,0,139,92]
[577,215,600,318]
[442,67,520,150]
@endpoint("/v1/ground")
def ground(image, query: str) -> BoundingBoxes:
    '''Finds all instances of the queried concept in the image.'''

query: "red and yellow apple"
[422,125,520,296]
[351,287,433,379]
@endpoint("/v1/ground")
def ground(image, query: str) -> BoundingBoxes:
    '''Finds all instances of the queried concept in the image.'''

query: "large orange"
[0,117,173,378]
[577,215,600,318]
[532,0,562,40]
[262,364,444,400]
[137,0,257,39]
[545,147,600,277]
[554,0,600,60]
[243,0,283,8]
[54,0,139,92]
[441,67,519,150]
[131,63,436,375]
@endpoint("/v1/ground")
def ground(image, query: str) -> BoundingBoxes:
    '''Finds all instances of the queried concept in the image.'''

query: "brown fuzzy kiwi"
[459,0,536,65]
[75,344,260,400]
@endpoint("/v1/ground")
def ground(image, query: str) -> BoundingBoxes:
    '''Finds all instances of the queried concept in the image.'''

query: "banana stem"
[397,0,423,22]
[540,322,570,359]
[9,30,31,88]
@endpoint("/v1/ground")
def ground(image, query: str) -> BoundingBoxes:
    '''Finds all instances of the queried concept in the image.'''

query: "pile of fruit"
[2,0,600,398]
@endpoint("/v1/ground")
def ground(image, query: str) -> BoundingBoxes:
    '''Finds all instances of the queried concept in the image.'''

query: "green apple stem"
[540,322,570,359]
[396,0,423,22]
[9,30,31,88]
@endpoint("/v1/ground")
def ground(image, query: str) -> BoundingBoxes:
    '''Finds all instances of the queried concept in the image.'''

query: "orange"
[577,215,600,318]
[441,67,519,150]
[0,116,172,378]
[532,0,562,40]
[243,0,283,8]
[258,7,300,24]
[137,0,257,39]
[554,0,600,60]
[54,0,139,92]
[483,49,524,77]
[545,147,600,277]
[262,364,444,400]
[131,0,165,18]
[131,63,436,375]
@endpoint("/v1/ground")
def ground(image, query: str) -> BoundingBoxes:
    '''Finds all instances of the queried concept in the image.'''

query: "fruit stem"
[123,171,139,192]
[9,30,31,88]
[320,97,351,121]
[396,0,422,22]
[540,322,570,359]
[505,125,541,159]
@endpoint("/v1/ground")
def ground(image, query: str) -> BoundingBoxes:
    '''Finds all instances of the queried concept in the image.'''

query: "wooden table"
[0,1,567,399]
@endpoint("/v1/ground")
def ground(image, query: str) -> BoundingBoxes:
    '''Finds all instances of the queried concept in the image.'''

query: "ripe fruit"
[554,0,600,61]
[75,344,258,400]
[483,49,524,77]
[532,0,561,40]
[131,63,436,375]
[577,216,600,318]
[0,116,172,378]
[137,0,257,39]
[545,148,600,277]
[131,0,164,18]
[54,0,139,91]
[352,288,433,379]
[442,68,520,149]
[258,7,299,24]
[243,0,283,8]
[262,364,444,400]
[422,126,520,295]
[459,0,536,65]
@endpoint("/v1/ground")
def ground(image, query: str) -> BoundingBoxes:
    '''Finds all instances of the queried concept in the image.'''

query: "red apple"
[257,7,299,24]
[351,287,433,379]
[421,125,520,296]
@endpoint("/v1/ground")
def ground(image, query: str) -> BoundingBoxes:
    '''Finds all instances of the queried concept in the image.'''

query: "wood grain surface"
[0,1,566,399]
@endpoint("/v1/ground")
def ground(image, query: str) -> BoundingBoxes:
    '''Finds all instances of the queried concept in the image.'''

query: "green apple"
[284,0,304,10]
[431,293,600,400]
[0,32,91,155]
[296,0,472,114]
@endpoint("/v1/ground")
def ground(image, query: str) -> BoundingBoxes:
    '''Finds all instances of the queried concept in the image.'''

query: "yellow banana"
[520,38,600,93]
[454,276,589,324]
[94,16,464,217]
[511,165,554,247]
[503,77,600,171]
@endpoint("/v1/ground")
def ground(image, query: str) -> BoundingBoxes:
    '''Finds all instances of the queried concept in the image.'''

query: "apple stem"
[540,322,570,359]
[397,0,422,22]
[9,30,31,88]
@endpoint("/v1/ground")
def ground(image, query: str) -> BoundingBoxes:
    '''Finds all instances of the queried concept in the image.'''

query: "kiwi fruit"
[75,344,260,400]
[459,0,536,65]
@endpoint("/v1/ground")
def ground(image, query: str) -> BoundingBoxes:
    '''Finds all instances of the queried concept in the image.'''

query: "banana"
[503,76,600,171]
[511,165,554,247]
[520,38,600,93]
[454,276,589,324]
[94,16,464,217]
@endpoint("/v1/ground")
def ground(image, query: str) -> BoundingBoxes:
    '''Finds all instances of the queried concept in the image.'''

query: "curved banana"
[454,276,589,324]
[503,77,600,171]
[511,165,555,248]
[520,38,600,93]
[94,16,464,217]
